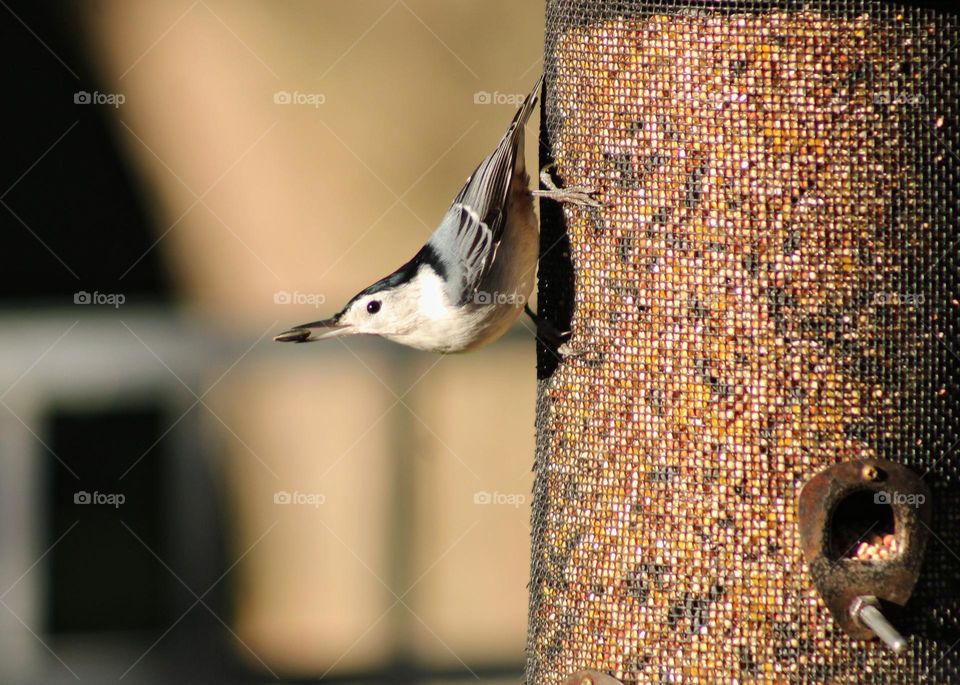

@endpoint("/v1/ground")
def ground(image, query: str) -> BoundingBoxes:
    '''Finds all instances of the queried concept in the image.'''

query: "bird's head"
[274,266,437,344]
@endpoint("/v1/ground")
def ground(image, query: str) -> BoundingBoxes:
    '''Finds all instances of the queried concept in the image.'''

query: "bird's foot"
[524,304,571,351]
[556,340,596,360]
[531,163,602,208]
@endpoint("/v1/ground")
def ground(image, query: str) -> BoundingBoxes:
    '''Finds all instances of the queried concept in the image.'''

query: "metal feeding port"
[531,0,959,683]
[798,459,931,649]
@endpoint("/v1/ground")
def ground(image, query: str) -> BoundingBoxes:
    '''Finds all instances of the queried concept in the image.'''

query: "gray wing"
[427,76,542,305]
[428,203,496,306]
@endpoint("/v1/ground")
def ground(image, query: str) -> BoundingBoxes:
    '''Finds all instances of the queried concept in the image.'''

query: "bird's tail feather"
[506,75,543,140]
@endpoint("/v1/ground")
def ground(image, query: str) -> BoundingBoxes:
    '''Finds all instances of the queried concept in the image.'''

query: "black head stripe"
[414,243,447,281]
[349,243,447,306]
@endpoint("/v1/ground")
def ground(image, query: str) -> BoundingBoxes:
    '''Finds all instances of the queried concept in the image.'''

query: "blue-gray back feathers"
[428,76,542,305]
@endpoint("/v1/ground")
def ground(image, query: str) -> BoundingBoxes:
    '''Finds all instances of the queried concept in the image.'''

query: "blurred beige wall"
[79,0,543,676]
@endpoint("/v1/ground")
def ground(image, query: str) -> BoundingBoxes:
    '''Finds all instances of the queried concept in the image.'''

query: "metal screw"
[850,595,907,654]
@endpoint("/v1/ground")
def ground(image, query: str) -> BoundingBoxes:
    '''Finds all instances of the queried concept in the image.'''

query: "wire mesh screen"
[531,1,959,683]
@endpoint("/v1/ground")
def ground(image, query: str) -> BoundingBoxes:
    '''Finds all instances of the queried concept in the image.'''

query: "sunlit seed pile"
[530,2,960,684]
[853,533,899,562]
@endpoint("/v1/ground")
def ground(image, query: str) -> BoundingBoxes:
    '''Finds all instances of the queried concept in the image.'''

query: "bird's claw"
[556,340,593,359]
[524,304,571,352]
[533,163,602,208]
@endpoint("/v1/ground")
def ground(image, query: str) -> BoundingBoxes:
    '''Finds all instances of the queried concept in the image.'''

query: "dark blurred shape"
[47,406,166,632]
[0,1,170,305]
[534,100,574,381]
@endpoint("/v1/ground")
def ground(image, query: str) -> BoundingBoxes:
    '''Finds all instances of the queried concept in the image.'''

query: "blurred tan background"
[0,0,543,682]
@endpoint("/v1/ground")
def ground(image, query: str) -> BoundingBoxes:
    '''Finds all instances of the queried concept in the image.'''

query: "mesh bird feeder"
[530,0,959,682]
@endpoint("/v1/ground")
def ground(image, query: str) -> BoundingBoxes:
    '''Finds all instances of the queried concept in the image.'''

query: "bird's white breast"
[384,188,538,353]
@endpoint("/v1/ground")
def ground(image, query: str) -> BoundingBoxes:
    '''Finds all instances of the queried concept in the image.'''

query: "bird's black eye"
[366,300,381,314]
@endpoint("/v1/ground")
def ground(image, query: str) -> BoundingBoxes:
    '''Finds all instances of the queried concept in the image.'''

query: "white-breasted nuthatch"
[275,76,554,353]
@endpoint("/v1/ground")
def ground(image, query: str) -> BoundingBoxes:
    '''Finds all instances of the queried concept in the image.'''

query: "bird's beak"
[274,318,353,343]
